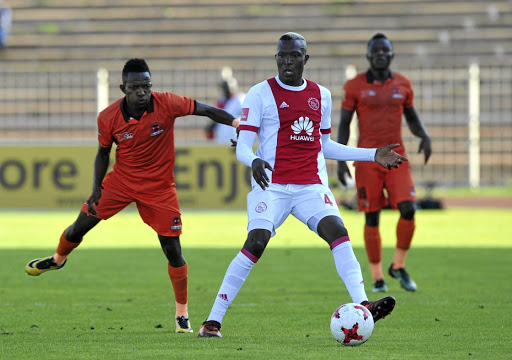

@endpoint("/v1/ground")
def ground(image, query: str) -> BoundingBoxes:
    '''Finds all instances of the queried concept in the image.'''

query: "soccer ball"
[330,303,374,346]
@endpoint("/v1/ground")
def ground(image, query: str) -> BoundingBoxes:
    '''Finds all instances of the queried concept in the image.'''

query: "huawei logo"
[291,116,314,136]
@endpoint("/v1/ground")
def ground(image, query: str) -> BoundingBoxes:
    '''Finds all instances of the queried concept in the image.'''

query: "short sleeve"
[97,113,113,148]
[319,85,332,133]
[239,85,263,132]
[162,92,195,118]
[341,80,357,111]
[404,79,414,109]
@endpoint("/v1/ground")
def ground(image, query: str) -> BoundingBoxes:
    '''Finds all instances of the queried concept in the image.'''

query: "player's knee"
[159,236,184,266]
[244,229,271,258]
[365,211,380,227]
[398,201,416,221]
[317,216,348,242]
[64,224,84,243]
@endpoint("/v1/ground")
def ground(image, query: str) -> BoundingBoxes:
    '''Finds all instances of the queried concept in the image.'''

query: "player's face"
[367,38,394,71]
[120,72,152,113]
[275,40,309,86]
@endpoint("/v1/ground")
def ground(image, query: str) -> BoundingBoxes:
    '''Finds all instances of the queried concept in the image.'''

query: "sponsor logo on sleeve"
[241,108,249,122]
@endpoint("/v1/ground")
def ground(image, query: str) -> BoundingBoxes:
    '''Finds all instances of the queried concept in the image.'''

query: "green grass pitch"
[1,208,511,360]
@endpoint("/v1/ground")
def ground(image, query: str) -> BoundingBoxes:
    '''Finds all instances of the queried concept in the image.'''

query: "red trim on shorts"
[239,125,259,133]
[241,248,259,263]
[330,236,350,250]
[321,128,331,134]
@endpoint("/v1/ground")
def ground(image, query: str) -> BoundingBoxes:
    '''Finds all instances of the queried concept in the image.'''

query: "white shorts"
[246,183,343,237]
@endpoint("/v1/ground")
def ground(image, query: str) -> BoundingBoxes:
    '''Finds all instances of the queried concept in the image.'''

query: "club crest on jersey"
[115,132,133,142]
[150,122,164,137]
[392,88,403,99]
[290,116,314,141]
[171,216,182,230]
[308,97,320,110]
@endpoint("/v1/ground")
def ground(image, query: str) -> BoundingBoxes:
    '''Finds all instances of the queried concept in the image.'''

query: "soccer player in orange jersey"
[25,58,240,333]
[337,33,432,293]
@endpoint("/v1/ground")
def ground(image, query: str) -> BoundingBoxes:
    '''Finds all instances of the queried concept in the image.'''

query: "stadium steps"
[3,0,511,69]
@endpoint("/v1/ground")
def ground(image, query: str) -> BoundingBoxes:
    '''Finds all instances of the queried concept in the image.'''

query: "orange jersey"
[341,70,414,155]
[97,91,195,192]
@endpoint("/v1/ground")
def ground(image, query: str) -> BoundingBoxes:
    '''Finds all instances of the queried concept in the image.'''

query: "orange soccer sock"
[364,225,382,264]
[396,217,415,250]
[168,263,188,317]
[54,232,81,264]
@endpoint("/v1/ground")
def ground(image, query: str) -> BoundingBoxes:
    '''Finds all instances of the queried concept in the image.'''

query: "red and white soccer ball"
[330,303,374,346]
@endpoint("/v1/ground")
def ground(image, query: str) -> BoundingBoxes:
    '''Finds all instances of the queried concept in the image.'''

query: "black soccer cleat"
[198,320,222,338]
[361,296,396,323]
[372,279,388,293]
[389,264,417,292]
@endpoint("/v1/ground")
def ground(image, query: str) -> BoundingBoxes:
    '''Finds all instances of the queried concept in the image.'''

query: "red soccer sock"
[54,232,81,264]
[168,263,188,316]
[364,225,382,264]
[396,217,415,250]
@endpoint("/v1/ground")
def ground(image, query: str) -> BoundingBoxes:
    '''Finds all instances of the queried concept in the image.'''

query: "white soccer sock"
[331,239,368,304]
[207,250,256,324]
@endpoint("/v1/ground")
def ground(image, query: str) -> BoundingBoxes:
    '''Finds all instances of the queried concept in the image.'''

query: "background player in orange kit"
[25,58,240,334]
[337,33,432,293]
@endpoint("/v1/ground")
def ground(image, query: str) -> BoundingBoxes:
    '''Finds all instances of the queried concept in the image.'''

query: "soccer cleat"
[361,296,396,323]
[372,279,388,293]
[388,264,417,292]
[198,320,222,338]
[175,316,193,333]
[25,256,66,276]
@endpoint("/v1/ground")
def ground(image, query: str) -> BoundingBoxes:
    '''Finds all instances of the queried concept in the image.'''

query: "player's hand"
[375,144,408,170]
[418,136,432,164]
[230,127,240,147]
[337,161,352,187]
[86,186,103,216]
[252,158,274,190]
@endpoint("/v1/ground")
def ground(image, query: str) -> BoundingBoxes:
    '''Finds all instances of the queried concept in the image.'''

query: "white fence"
[0,65,510,188]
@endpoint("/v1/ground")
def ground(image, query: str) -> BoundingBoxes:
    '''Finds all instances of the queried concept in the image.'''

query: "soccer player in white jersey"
[198,32,406,338]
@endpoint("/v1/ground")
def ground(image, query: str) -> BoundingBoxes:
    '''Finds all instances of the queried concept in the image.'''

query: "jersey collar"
[275,76,307,91]
[366,69,394,84]
[120,94,155,122]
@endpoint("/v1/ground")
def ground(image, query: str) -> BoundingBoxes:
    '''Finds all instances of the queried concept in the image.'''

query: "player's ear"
[304,54,309,64]
[119,84,126,94]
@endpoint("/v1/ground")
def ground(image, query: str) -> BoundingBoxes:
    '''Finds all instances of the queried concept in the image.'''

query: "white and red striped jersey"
[238,76,332,186]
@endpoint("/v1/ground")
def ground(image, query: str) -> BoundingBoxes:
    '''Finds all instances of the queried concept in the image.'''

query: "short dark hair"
[122,58,151,78]
[280,32,305,42]
[367,33,391,50]
[278,32,307,51]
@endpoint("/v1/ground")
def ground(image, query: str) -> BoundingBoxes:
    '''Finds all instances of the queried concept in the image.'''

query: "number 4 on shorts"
[324,194,334,206]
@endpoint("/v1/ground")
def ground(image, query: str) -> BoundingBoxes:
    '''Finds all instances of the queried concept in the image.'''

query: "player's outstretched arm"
[374,144,408,170]
[195,101,240,128]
